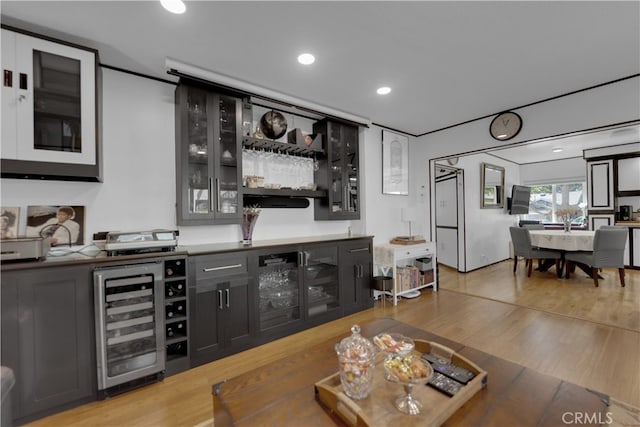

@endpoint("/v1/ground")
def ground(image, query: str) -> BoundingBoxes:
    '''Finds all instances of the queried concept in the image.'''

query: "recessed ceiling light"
[160,0,186,14]
[297,53,315,65]
[496,134,508,139]
[377,86,391,95]
[552,147,563,153]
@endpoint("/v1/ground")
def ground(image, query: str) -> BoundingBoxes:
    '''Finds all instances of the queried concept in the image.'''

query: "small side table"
[373,242,438,306]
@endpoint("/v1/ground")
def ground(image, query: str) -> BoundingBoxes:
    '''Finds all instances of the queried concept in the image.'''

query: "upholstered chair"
[564,227,628,287]
[509,227,563,277]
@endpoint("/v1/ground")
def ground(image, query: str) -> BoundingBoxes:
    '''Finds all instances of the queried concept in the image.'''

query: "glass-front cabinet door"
[302,244,339,318]
[343,125,359,215]
[176,85,242,225]
[328,123,344,215]
[214,94,242,219]
[256,251,302,333]
[1,28,98,179]
[313,120,360,220]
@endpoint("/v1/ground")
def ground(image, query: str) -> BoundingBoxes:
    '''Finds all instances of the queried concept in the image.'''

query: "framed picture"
[25,205,85,246]
[382,130,409,195]
[0,207,20,239]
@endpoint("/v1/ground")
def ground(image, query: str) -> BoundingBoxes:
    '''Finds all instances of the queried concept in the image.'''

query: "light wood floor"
[28,261,640,427]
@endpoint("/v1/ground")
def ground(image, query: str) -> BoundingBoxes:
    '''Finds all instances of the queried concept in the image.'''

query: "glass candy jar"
[335,325,377,400]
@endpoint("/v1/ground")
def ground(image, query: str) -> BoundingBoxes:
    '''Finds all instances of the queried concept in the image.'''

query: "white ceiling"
[2,1,639,138]
[485,123,640,164]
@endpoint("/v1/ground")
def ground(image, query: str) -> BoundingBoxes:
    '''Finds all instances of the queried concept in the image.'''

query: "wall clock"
[489,111,522,141]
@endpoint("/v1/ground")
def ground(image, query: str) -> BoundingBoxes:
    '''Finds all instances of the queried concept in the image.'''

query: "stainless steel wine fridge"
[94,262,165,396]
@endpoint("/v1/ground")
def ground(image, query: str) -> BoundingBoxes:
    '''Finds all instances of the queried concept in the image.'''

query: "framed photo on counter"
[25,205,85,246]
[0,207,20,239]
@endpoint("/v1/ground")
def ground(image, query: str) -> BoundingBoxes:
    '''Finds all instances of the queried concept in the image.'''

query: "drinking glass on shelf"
[242,148,257,184]
[256,149,269,184]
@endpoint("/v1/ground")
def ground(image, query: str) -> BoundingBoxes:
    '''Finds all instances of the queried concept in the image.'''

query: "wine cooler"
[94,262,165,394]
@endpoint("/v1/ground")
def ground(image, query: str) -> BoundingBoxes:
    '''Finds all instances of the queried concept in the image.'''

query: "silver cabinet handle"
[218,290,223,309]
[203,264,242,272]
[225,289,230,308]
[344,185,349,211]
[349,247,369,253]
[215,178,221,212]
[94,274,108,389]
[299,251,309,266]
[208,177,215,212]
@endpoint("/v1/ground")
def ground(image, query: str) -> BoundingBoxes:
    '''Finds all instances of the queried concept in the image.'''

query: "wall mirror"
[481,162,505,209]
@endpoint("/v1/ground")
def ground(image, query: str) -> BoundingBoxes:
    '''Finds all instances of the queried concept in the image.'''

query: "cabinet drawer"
[195,253,247,280]
[395,244,434,260]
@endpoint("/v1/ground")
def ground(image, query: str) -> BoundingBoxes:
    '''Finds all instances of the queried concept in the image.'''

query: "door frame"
[430,160,466,272]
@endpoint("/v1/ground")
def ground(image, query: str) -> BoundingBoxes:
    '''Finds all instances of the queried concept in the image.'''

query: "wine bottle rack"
[163,257,189,374]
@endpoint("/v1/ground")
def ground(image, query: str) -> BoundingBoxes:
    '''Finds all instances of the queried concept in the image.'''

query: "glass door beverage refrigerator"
[93,262,165,397]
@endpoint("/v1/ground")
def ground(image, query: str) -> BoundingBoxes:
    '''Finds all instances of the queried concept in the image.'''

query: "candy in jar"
[334,325,377,400]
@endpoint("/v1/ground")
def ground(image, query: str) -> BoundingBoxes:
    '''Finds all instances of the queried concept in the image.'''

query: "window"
[525,182,587,225]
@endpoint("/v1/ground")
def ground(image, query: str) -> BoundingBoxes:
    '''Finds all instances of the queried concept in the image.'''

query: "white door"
[435,166,464,270]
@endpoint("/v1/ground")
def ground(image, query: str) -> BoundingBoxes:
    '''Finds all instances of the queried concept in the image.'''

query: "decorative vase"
[563,219,571,233]
[241,213,259,244]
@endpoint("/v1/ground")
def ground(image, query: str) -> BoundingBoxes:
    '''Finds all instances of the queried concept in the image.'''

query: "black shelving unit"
[163,257,189,375]
[242,187,327,198]
[242,136,324,157]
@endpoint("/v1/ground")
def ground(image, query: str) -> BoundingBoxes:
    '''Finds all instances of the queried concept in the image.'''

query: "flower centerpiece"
[242,205,261,244]
[556,207,580,232]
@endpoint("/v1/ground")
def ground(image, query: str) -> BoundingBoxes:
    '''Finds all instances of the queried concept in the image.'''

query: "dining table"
[211,318,612,426]
[528,229,597,278]
[528,230,595,252]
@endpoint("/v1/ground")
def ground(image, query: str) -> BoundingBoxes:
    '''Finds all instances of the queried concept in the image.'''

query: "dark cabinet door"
[189,253,252,367]
[313,120,360,220]
[340,239,374,315]
[252,248,303,339]
[224,277,252,348]
[0,266,95,423]
[175,85,243,225]
[303,243,340,322]
[189,281,223,366]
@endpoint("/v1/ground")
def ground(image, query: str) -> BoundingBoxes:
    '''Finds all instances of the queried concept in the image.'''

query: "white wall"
[453,154,520,271]
[0,68,355,246]
[411,76,639,270]
[360,126,423,245]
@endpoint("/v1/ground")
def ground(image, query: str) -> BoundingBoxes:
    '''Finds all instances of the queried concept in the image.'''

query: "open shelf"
[243,187,327,198]
[243,136,324,156]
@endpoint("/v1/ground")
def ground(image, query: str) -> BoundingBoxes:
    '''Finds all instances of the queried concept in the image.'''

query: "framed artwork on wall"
[382,130,409,195]
[25,205,85,246]
[0,207,20,239]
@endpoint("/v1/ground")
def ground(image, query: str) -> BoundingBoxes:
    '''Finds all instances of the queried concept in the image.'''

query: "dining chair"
[564,227,628,287]
[509,227,563,277]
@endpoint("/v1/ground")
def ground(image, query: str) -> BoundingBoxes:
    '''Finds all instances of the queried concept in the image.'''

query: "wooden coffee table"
[212,318,609,426]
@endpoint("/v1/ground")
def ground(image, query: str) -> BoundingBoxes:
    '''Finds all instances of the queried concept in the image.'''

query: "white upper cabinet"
[1,28,99,180]
[587,159,614,210]
[617,157,640,192]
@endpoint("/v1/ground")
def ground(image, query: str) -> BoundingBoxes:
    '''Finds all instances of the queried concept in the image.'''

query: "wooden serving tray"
[314,340,487,427]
